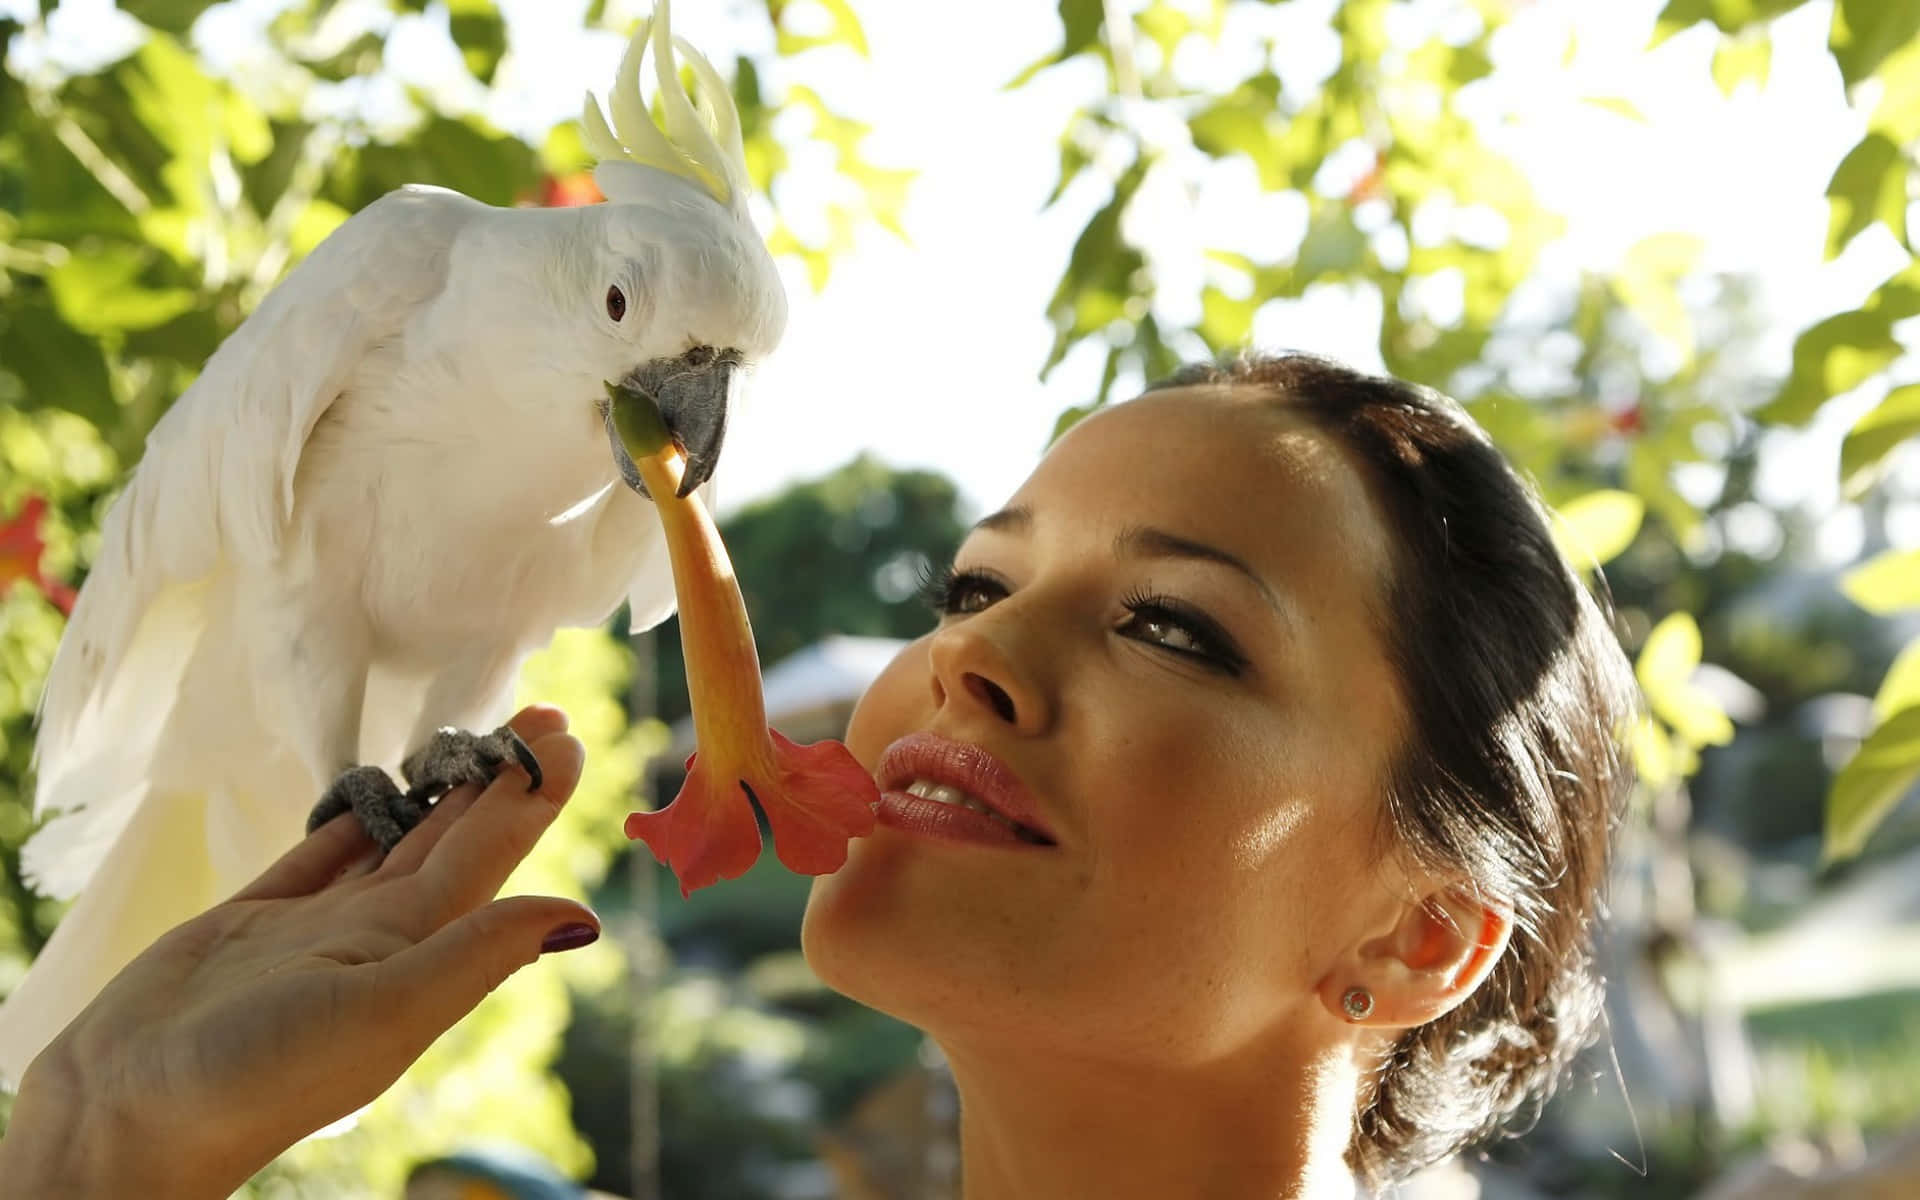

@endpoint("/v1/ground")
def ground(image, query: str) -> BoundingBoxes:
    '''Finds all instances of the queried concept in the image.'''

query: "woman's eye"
[917,564,1005,616]
[1127,612,1206,655]
[1118,593,1249,675]
[606,285,627,321]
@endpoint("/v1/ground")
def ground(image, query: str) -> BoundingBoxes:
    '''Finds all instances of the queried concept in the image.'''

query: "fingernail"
[541,922,600,954]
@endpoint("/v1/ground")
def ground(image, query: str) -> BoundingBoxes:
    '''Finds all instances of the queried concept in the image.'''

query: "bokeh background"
[4,0,1920,1196]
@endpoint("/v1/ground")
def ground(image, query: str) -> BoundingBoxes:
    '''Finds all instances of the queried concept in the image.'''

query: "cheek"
[842,640,932,769]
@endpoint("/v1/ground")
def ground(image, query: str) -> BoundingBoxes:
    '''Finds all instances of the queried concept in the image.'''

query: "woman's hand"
[0,706,598,1200]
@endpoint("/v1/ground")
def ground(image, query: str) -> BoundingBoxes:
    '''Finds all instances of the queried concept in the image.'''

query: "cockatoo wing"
[33,185,484,794]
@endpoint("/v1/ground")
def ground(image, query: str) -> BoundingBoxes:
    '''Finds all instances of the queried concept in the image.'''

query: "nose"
[925,610,1051,736]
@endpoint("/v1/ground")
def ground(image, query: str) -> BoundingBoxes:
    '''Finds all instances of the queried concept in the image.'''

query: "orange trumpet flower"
[607,383,878,895]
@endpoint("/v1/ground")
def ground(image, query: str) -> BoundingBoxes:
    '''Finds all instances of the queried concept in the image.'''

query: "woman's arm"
[0,705,597,1200]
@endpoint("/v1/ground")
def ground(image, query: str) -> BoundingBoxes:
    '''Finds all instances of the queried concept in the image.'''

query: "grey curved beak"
[605,349,739,499]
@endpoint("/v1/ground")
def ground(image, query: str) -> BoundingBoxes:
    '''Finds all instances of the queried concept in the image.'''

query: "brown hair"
[1146,351,1640,1186]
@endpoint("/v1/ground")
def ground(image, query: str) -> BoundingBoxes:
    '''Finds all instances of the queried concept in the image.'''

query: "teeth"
[905,779,1007,824]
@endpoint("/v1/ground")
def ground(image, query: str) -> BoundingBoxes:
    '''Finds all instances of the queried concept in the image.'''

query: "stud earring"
[1341,986,1375,1021]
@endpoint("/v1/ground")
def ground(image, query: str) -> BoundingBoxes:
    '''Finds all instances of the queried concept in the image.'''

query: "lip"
[874,731,1058,847]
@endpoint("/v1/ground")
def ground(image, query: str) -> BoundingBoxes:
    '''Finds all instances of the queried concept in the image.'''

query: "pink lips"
[874,731,1057,846]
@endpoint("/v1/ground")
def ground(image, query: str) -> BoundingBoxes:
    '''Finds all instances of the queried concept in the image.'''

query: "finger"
[230,812,378,902]
[370,782,482,878]
[358,895,599,1070]
[414,731,586,927]
[506,703,570,744]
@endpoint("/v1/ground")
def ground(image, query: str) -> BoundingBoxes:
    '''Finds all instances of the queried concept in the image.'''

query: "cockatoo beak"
[603,347,738,499]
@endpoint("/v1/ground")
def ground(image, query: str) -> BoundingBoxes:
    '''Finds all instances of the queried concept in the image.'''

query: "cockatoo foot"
[400,724,544,801]
[306,764,428,852]
[303,726,538,853]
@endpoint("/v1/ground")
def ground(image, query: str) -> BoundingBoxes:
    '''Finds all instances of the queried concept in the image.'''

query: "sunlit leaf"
[1842,548,1920,614]
[1829,0,1920,89]
[1711,32,1771,94]
[1841,384,1920,498]
[447,0,507,84]
[1636,611,1735,747]
[46,242,197,334]
[1825,133,1908,258]
[1581,95,1647,123]
[774,0,870,57]
[1638,611,1703,694]
[1874,639,1920,719]
[1613,232,1704,356]
[1758,262,1920,425]
[1825,704,1920,862]
[119,0,219,35]
[1552,489,1646,567]
[1869,37,1920,144]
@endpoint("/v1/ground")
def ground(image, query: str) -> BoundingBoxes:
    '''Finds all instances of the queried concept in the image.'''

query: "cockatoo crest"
[583,0,750,215]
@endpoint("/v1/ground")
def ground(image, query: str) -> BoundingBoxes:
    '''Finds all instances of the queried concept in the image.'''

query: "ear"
[1322,884,1513,1030]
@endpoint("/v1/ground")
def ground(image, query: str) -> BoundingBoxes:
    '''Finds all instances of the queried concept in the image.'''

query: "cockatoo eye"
[606,285,627,322]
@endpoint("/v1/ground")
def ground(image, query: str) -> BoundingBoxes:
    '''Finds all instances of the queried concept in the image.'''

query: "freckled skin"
[804,385,1411,1070]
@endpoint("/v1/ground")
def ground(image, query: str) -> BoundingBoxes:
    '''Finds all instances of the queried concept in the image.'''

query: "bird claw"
[400,723,544,802]
[304,725,539,855]
[307,764,426,853]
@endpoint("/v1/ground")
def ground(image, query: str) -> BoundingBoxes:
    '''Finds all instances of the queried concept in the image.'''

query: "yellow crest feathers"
[582,0,749,211]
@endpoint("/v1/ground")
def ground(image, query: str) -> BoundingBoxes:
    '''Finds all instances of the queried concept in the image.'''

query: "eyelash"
[914,562,1249,676]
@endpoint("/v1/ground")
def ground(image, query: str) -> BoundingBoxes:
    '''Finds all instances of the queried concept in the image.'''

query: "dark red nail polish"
[541,922,600,954]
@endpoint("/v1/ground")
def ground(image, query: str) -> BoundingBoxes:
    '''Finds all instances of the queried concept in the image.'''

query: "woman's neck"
[940,1037,1362,1200]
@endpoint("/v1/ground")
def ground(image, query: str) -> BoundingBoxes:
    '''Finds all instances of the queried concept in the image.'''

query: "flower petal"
[625,751,763,896]
[755,729,879,876]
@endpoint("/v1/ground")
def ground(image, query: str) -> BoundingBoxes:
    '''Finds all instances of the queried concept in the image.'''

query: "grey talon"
[508,728,543,792]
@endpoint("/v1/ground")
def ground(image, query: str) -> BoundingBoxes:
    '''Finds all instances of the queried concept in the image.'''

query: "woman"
[0,352,1638,1198]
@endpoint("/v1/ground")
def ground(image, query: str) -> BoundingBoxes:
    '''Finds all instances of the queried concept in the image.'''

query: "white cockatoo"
[0,0,785,1086]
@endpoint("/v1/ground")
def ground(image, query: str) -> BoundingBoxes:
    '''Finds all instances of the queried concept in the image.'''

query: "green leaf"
[1613,232,1703,356]
[1874,639,1920,719]
[1637,612,1736,748]
[45,242,198,334]
[1638,611,1703,694]
[1869,37,1920,143]
[1825,703,1920,862]
[1825,132,1908,258]
[1829,0,1920,89]
[1199,285,1259,350]
[1552,489,1645,567]
[1842,548,1920,614]
[1582,95,1647,123]
[1187,72,1281,164]
[0,301,115,428]
[1758,262,1920,425]
[1841,384,1920,497]
[119,0,219,35]
[448,0,508,85]
[1711,32,1772,95]
[775,0,870,57]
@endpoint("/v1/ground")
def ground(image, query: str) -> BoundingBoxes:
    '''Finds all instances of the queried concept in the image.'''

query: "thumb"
[370,895,600,1062]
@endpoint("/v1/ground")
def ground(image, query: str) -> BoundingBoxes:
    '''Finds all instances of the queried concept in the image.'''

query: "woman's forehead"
[1009,386,1397,580]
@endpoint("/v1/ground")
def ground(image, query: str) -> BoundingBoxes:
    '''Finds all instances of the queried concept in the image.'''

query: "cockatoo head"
[580,0,787,498]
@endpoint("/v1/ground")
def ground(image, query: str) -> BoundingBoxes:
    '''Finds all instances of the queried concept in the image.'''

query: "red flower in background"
[0,496,77,615]
[539,171,605,208]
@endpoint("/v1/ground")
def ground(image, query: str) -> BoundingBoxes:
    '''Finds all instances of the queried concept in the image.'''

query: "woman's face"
[802,384,1411,1068]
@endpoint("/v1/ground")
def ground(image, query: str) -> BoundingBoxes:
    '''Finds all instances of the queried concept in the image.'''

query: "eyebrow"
[969,505,1288,617]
